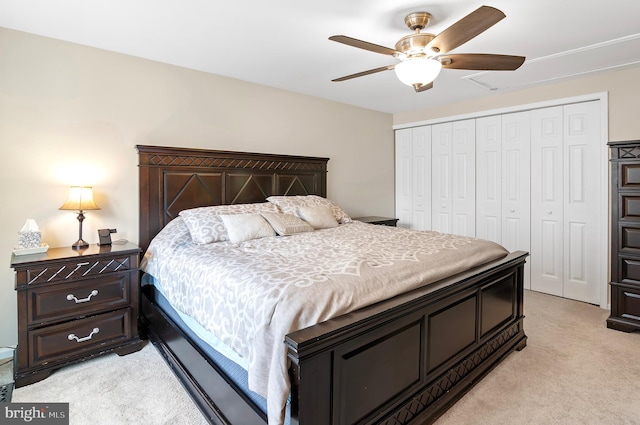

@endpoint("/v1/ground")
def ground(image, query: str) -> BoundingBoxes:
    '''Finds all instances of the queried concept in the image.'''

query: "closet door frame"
[394,92,609,309]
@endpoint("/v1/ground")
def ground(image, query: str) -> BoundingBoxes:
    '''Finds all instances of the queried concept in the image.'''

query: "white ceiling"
[1,0,640,114]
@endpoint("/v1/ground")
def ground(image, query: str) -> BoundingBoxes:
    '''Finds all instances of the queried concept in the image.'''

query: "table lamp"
[59,186,100,249]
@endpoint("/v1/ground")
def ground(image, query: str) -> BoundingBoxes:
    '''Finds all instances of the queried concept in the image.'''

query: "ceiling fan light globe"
[394,57,442,87]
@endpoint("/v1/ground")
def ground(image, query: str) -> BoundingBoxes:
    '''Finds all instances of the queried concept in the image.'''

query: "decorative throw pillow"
[297,205,339,229]
[260,211,314,236]
[219,214,276,243]
[179,202,279,244]
[266,195,352,224]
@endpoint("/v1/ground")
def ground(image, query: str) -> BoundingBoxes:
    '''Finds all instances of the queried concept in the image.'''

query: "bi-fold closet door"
[395,126,432,230]
[395,120,475,236]
[431,120,476,237]
[530,102,602,304]
[476,112,531,289]
[395,100,602,304]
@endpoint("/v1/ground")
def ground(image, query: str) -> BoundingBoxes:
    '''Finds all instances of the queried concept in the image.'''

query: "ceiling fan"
[329,5,525,92]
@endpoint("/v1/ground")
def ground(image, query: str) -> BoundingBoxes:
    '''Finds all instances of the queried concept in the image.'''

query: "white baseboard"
[0,347,14,361]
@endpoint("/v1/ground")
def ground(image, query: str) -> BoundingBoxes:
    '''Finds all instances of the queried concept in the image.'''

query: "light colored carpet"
[7,290,640,425]
[435,290,640,425]
[10,342,208,424]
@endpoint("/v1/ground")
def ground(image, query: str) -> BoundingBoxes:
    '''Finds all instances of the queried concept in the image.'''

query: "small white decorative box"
[17,219,42,249]
[18,230,42,249]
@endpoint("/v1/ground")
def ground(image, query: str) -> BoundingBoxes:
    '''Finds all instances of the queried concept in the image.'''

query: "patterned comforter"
[141,217,508,425]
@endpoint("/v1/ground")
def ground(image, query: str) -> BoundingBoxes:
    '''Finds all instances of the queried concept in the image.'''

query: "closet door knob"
[547,211,553,215]
[510,209,515,213]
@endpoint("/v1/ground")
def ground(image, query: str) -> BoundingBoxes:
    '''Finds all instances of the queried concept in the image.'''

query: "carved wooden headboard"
[137,145,329,252]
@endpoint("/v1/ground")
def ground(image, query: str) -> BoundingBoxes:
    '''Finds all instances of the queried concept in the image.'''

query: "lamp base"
[71,239,89,250]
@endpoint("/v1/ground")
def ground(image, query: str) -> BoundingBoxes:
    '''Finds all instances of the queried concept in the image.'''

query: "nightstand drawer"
[28,309,133,367]
[27,274,131,326]
[25,255,133,285]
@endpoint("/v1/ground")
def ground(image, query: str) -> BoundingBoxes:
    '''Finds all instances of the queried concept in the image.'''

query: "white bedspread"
[141,217,508,425]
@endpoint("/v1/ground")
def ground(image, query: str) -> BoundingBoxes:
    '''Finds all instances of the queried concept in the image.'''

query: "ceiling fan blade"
[427,6,506,54]
[329,35,399,56]
[332,64,397,82]
[440,53,525,70]
[414,82,434,93]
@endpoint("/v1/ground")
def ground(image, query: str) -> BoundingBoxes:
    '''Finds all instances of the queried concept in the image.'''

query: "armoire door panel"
[620,163,640,188]
[620,257,640,283]
[620,224,640,253]
[620,195,640,220]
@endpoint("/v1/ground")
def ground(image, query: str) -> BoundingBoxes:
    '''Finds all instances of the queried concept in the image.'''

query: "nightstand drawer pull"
[66,290,99,304]
[68,328,99,343]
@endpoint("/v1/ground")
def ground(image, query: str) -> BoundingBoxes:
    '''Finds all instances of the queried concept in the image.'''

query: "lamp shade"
[59,186,100,211]
[394,57,442,87]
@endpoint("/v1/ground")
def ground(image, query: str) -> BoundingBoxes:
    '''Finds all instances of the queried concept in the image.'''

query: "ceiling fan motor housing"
[395,33,437,56]
[404,12,432,30]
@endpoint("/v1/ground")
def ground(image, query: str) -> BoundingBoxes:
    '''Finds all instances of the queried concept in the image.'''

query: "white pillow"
[266,195,352,224]
[297,205,339,229]
[179,202,279,244]
[260,211,314,236]
[219,214,276,243]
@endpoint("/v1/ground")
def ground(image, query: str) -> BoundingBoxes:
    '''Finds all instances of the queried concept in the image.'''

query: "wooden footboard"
[286,251,527,425]
[141,251,526,425]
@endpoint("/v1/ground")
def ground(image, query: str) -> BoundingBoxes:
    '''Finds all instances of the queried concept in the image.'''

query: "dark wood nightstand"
[11,242,144,387]
[353,216,399,227]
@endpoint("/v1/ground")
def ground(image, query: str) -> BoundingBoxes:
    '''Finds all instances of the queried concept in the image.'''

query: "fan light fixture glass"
[394,56,442,87]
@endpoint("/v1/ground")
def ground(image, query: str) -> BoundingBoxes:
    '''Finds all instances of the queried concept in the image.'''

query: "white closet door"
[562,101,601,303]
[476,115,502,244]
[502,111,531,289]
[452,120,476,237]
[432,122,453,233]
[412,126,432,230]
[531,106,564,296]
[395,128,413,229]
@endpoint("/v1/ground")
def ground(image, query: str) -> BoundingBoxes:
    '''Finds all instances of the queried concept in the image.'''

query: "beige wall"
[0,28,394,352]
[394,66,640,143]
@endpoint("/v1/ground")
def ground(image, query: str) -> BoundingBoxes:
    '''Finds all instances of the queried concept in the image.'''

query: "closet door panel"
[502,112,531,288]
[452,120,476,237]
[531,106,564,297]
[412,126,432,230]
[476,116,502,244]
[432,123,453,234]
[395,128,413,229]
[563,101,601,303]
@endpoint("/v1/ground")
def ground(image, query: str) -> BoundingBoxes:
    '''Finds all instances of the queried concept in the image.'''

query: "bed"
[136,145,528,425]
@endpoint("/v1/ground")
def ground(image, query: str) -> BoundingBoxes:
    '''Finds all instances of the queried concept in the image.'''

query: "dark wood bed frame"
[136,145,528,425]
